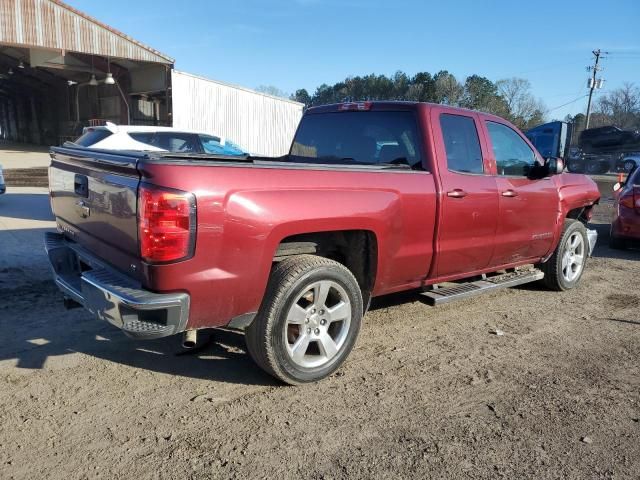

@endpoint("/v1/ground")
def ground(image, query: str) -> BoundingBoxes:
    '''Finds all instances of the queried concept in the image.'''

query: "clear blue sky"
[67,0,640,119]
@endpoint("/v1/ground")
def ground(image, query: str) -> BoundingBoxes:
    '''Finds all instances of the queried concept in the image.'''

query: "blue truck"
[525,121,572,160]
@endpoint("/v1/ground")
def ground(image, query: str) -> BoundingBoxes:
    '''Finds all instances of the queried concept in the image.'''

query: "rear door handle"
[447,189,468,198]
[502,189,518,197]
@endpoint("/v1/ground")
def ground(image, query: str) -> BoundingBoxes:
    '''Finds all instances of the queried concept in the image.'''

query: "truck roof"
[305,101,508,123]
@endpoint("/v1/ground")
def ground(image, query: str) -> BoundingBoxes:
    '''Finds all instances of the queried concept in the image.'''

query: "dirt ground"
[1,183,639,479]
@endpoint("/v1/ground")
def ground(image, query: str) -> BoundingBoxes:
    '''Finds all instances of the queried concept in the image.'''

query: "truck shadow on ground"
[0,282,278,386]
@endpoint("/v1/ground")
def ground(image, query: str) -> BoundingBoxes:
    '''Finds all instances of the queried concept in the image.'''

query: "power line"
[606,50,640,55]
[547,94,589,112]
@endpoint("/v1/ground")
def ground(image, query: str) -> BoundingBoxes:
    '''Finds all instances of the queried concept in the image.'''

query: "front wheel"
[245,255,363,385]
[538,219,588,291]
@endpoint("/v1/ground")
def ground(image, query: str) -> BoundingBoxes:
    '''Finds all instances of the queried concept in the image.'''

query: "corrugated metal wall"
[171,70,304,157]
[0,0,172,64]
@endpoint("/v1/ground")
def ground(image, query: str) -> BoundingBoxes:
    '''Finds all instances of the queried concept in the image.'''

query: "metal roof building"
[0,0,174,64]
[0,0,303,155]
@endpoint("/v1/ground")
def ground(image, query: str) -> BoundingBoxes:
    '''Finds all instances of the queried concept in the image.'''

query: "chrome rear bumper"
[44,232,189,340]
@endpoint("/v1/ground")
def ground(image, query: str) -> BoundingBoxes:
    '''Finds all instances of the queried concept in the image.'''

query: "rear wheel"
[539,219,588,291]
[245,255,363,385]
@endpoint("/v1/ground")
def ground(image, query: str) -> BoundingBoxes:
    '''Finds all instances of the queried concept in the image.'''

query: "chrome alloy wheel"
[561,232,585,282]
[284,280,352,369]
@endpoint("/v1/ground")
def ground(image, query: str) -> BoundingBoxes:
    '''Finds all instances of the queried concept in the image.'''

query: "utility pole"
[585,49,605,129]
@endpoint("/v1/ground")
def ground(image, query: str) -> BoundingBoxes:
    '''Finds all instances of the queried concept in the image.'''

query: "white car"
[72,124,246,156]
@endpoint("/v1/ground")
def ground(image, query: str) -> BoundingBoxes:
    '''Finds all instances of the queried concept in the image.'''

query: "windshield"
[290,111,423,168]
[199,135,245,156]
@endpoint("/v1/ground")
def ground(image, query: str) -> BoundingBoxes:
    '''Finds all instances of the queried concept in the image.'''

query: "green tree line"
[288,71,546,130]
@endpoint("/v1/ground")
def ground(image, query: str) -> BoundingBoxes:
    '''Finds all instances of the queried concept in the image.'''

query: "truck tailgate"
[49,147,141,270]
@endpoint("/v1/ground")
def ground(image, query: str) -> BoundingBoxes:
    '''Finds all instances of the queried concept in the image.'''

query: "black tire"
[567,160,584,173]
[586,160,602,175]
[538,219,589,291]
[245,255,363,385]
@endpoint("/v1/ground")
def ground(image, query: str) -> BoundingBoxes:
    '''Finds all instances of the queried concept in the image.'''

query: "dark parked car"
[610,166,640,249]
[579,126,640,152]
[0,164,5,194]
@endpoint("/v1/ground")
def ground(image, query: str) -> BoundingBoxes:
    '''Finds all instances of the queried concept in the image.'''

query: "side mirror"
[545,157,564,175]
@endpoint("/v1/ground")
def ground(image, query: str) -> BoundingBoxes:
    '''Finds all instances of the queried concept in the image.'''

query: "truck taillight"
[138,185,196,263]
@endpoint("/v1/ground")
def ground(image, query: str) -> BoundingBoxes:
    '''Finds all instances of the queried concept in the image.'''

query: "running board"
[420,269,544,306]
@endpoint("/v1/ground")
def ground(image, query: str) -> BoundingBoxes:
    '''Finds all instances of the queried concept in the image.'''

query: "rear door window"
[439,114,484,174]
[290,111,423,168]
[74,128,112,147]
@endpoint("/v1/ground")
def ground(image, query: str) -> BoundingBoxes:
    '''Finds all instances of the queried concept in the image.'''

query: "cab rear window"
[290,111,423,169]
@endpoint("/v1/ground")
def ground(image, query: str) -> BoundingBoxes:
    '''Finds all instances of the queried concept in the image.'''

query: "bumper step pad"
[45,232,190,340]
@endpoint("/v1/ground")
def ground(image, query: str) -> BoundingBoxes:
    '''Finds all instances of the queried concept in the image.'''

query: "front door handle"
[502,189,518,197]
[447,189,468,198]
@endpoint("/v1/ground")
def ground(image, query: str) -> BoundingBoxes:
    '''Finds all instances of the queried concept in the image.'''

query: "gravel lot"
[0,181,638,479]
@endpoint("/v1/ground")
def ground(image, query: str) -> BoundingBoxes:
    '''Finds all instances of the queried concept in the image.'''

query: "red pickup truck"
[46,101,600,384]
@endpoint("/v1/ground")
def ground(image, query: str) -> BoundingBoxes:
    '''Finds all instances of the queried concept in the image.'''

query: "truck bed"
[49,145,438,329]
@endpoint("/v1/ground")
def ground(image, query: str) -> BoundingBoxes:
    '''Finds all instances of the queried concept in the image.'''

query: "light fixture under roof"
[89,74,98,86]
[8,68,13,75]
[104,56,116,85]
[18,60,25,69]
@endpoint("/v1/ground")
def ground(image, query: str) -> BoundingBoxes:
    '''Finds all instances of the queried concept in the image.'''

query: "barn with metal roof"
[0,0,178,145]
[0,0,303,156]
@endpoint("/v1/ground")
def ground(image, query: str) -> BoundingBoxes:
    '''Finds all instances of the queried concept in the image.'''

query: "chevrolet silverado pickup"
[45,101,601,384]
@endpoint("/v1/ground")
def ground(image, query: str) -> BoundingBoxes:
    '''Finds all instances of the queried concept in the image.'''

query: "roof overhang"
[0,0,174,65]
